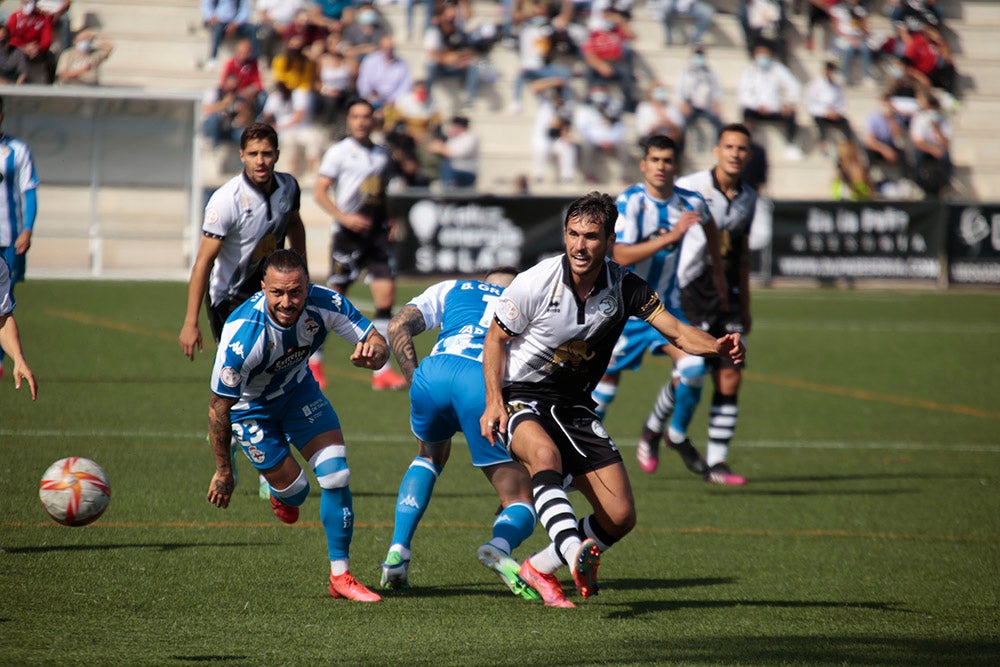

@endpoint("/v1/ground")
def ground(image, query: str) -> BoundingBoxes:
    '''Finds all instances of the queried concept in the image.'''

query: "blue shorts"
[606,305,690,374]
[410,354,512,468]
[230,381,341,471]
[1,246,25,284]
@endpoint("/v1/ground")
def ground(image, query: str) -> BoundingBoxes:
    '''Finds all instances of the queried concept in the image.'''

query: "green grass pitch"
[1,279,998,666]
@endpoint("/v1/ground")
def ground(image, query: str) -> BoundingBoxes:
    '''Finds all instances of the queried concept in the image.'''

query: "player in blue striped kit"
[591,135,727,476]
[0,97,39,379]
[205,249,388,602]
[0,255,36,399]
[380,268,540,600]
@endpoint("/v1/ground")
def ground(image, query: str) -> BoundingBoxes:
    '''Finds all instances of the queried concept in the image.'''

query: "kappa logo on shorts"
[247,444,266,464]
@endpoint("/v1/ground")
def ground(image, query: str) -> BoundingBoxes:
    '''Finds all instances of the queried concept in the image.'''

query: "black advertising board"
[948,204,1000,285]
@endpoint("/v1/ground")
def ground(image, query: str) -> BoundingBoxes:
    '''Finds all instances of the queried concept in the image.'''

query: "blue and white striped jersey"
[408,279,506,363]
[0,134,39,248]
[211,284,373,412]
[614,183,710,312]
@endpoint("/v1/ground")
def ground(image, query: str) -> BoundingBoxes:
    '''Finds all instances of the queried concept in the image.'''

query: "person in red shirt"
[582,7,638,112]
[218,37,265,114]
[5,0,68,83]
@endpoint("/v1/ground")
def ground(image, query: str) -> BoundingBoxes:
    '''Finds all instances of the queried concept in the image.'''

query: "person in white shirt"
[531,88,577,184]
[738,43,802,159]
[805,59,852,155]
[574,85,630,183]
[635,83,685,148]
[427,115,478,187]
[909,92,952,196]
[509,0,572,113]
[675,45,723,149]
[256,0,304,63]
[260,82,326,176]
[829,0,873,84]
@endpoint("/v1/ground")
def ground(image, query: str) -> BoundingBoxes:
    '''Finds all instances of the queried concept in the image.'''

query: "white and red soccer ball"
[38,457,111,526]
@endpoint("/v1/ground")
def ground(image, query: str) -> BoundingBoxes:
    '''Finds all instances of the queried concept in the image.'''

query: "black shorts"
[681,268,745,371]
[501,397,622,478]
[328,228,397,288]
[206,296,242,343]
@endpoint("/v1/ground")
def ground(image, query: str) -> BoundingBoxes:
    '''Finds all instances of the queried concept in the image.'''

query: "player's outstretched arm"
[351,329,390,370]
[650,308,745,362]
[479,322,513,441]
[0,314,37,400]
[387,304,427,386]
[180,237,224,360]
[207,393,238,508]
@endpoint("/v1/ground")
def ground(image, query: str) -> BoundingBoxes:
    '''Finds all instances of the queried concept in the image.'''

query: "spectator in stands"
[388,79,443,149]
[831,138,874,200]
[201,0,258,69]
[55,28,113,86]
[423,1,480,109]
[219,37,265,115]
[286,7,328,51]
[508,0,572,115]
[256,0,305,64]
[897,19,957,95]
[427,115,478,187]
[635,82,685,151]
[581,5,638,113]
[405,0,470,41]
[888,0,943,30]
[738,42,803,160]
[862,94,910,186]
[531,87,577,185]
[342,2,389,60]
[830,0,874,85]
[803,0,837,51]
[675,45,723,152]
[0,26,29,85]
[271,34,316,93]
[805,59,852,156]
[6,0,68,83]
[740,0,787,62]
[910,91,951,197]
[202,73,256,148]
[657,0,715,47]
[574,83,630,183]
[261,81,327,176]
[357,35,412,111]
[883,54,928,117]
[314,30,358,129]
[310,0,354,32]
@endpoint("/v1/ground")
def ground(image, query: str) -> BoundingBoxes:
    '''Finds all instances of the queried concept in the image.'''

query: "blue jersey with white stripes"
[614,183,710,312]
[0,134,39,249]
[211,284,374,412]
[408,279,506,363]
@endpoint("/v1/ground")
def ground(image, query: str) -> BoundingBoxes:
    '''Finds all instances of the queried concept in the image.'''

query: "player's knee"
[675,355,706,388]
[310,445,351,489]
[272,469,310,507]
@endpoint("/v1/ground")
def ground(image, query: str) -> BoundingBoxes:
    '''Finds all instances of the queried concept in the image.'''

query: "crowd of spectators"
[187,0,962,198]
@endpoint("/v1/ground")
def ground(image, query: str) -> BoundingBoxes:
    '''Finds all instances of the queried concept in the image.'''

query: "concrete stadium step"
[72,0,201,38]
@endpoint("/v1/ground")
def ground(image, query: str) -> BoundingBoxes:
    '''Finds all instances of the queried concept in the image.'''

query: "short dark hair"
[641,134,677,158]
[717,122,751,143]
[564,191,617,239]
[263,249,308,277]
[240,122,279,151]
[345,96,374,115]
[484,266,518,283]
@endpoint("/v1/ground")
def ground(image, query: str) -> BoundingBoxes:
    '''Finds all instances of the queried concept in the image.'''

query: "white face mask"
[652,88,669,103]
[755,55,772,69]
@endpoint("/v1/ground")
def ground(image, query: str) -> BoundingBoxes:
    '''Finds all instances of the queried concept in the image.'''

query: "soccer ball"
[38,457,111,527]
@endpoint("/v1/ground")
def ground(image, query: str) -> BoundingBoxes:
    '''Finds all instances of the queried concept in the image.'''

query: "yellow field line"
[3,520,997,543]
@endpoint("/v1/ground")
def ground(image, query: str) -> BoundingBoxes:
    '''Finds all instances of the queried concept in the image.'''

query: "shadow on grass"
[754,472,967,484]
[171,657,249,663]
[729,488,919,497]
[605,597,912,620]
[2,541,277,554]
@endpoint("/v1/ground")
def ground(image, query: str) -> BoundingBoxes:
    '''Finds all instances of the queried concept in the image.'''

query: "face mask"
[590,91,608,105]
[601,19,615,31]
[532,15,548,26]
[692,54,705,67]
[414,89,428,103]
[76,39,93,53]
[652,88,669,103]
[755,55,772,69]
[359,10,378,26]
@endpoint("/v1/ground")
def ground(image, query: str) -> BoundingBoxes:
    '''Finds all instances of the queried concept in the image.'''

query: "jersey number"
[232,420,264,445]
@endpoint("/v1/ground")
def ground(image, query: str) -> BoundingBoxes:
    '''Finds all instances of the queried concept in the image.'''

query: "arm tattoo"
[388,305,426,384]
[208,394,237,471]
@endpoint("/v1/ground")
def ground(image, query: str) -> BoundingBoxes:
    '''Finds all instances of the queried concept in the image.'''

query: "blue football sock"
[320,485,353,561]
[389,457,441,550]
[490,501,537,554]
[669,380,703,441]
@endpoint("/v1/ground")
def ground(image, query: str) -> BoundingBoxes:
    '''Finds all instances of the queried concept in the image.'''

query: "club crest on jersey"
[303,318,320,335]
[499,297,520,321]
[266,346,311,373]
[598,296,618,318]
[278,196,289,213]
[247,444,266,464]
[220,366,241,387]
[204,207,220,226]
[591,420,609,439]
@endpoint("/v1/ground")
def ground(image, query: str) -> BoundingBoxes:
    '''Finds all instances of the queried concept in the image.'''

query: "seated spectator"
[909,91,951,197]
[385,128,432,193]
[427,115,478,187]
[888,0,943,30]
[581,6,638,112]
[55,28,114,86]
[738,43,802,159]
[635,82,685,150]
[882,54,928,118]
[574,84,629,183]
[862,94,911,191]
[357,35,412,111]
[406,0,470,41]
[286,7,328,52]
[256,0,305,65]
[830,0,874,85]
[388,79,443,146]
[271,34,316,92]
[898,19,957,95]
[260,82,327,175]
[341,2,389,60]
[675,45,723,151]
[313,31,358,128]
[831,139,874,200]
[201,0,258,69]
[219,37,265,115]
[656,0,715,47]
[6,0,67,83]
[310,0,354,32]
[531,87,577,184]
[202,73,256,148]
[803,0,837,51]
[0,25,29,84]
[509,0,572,114]
[423,1,480,109]
[741,0,788,62]
[806,59,852,155]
